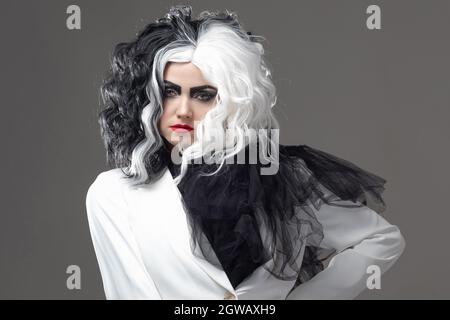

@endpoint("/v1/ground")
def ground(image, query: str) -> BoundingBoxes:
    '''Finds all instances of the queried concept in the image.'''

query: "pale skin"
[158,62,218,150]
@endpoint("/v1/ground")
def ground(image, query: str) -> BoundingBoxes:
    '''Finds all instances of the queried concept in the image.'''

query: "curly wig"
[98,5,279,186]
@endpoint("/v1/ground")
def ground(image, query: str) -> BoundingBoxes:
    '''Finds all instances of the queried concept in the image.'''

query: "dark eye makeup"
[192,91,216,102]
[163,87,179,97]
[163,80,217,102]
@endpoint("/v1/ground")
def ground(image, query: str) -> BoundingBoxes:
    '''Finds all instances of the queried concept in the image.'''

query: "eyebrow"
[163,80,217,95]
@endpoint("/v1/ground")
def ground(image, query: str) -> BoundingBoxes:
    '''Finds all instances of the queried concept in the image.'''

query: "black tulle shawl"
[162,143,387,290]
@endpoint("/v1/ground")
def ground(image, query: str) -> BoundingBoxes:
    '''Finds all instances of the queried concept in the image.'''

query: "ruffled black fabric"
[165,143,387,290]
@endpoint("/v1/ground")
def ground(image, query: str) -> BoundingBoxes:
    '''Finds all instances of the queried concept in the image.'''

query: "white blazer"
[85,167,406,300]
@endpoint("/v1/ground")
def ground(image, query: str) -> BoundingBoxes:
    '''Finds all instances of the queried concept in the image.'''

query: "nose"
[176,96,193,120]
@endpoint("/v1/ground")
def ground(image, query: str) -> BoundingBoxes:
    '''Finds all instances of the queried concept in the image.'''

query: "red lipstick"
[170,124,194,132]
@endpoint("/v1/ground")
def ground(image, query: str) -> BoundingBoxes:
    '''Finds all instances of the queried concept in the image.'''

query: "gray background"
[0,0,448,299]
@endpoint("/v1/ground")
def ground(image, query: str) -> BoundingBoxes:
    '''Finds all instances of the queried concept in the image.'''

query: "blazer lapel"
[160,167,237,294]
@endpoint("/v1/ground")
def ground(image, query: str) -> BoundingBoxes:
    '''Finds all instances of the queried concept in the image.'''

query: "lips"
[170,124,194,132]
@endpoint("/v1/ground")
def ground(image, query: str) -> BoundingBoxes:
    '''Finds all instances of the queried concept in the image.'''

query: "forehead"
[163,62,211,87]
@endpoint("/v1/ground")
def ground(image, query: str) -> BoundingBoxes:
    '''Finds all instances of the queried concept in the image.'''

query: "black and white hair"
[99,5,279,185]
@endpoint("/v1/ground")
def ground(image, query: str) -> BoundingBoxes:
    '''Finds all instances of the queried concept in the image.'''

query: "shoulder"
[85,168,133,217]
[87,168,130,195]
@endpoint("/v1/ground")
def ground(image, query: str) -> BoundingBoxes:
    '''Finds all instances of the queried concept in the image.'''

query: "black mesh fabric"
[165,143,387,289]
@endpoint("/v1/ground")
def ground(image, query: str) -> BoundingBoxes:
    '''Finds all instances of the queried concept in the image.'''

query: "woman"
[86,5,405,300]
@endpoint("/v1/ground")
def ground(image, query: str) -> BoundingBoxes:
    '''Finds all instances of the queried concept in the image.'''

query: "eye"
[194,91,217,102]
[163,88,178,98]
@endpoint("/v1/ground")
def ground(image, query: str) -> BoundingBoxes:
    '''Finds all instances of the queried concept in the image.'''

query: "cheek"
[158,107,171,134]
[192,102,214,117]
[159,109,169,124]
[159,102,174,123]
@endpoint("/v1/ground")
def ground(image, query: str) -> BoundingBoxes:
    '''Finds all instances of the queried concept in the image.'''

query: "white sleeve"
[85,171,162,300]
[285,199,406,300]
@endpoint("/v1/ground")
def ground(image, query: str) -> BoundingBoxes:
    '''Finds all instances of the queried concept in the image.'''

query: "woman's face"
[158,62,218,148]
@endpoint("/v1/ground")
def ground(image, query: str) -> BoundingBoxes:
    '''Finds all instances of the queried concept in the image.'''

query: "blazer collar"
[161,166,281,295]
[161,167,237,294]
